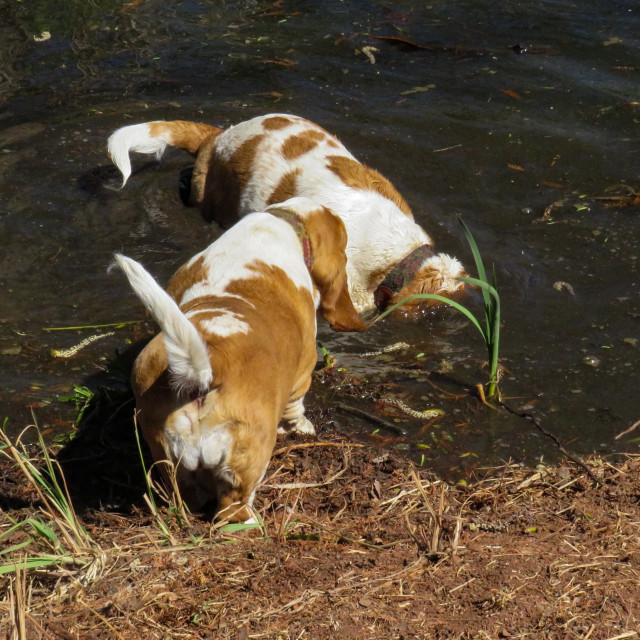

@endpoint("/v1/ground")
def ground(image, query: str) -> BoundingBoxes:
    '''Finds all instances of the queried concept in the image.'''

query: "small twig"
[500,401,602,486]
[8,559,27,640]
[26,614,59,640]
[265,462,349,489]
[43,321,137,332]
[433,143,462,153]
[448,576,477,594]
[603,633,639,640]
[335,402,408,435]
[614,419,640,441]
[272,441,364,457]
[476,383,499,408]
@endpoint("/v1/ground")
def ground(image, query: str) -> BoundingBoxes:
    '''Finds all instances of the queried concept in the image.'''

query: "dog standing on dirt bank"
[114,197,365,522]
[108,113,466,313]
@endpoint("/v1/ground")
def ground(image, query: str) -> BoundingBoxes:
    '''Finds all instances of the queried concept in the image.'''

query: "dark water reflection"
[1,0,638,475]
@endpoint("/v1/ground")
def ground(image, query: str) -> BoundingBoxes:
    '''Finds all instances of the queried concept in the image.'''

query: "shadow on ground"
[55,338,152,512]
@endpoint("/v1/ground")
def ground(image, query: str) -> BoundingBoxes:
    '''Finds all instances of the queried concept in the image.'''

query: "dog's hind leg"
[279,396,315,435]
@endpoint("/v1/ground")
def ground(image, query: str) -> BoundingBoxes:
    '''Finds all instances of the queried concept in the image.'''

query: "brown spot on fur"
[198,134,266,227]
[326,155,413,218]
[166,255,207,304]
[281,130,327,160]
[148,120,223,155]
[267,169,301,206]
[229,135,265,190]
[132,333,170,397]
[262,116,295,130]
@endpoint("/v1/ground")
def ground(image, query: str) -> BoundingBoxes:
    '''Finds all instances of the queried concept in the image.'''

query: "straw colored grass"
[1,430,639,639]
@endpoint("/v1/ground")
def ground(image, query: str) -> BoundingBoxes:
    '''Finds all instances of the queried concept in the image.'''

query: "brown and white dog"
[114,197,365,521]
[108,114,466,313]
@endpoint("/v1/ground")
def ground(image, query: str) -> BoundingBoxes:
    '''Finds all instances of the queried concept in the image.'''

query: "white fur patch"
[199,425,233,469]
[190,309,251,338]
[279,396,315,435]
[163,418,232,473]
[277,415,315,435]
[423,253,466,293]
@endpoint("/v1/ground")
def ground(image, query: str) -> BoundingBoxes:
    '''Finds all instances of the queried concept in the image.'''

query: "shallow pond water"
[1,0,638,476]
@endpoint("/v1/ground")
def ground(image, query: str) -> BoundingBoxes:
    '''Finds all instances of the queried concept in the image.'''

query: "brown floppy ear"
[319,268,367,332]
[305,207,366,332]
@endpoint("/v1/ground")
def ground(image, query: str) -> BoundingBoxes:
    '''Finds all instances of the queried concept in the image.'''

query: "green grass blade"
[134,421,158,512]
[24,518,62,546]
[135,420,175,539]
[487,286,501,397]
[0,555,79,576]
[457,273,501,396]
[35,430,90,543]
[0,540,33,557]
[0,517,64,556]
[457,275,499,345]
[373,293,488,341]
[219,522,262,534]
[456,276,499,300]
[43,321,137,332]
[457,216,492,310]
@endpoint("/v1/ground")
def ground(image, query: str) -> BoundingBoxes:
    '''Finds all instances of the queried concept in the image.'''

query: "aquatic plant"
[372,216,501,399]
[58,385,94,425]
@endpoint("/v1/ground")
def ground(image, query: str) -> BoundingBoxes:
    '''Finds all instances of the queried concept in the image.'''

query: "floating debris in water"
[381,397,443,419]
[361,342,410,357]
[553,281,575,295]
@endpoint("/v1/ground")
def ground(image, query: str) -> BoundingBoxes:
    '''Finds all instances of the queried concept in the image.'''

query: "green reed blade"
[373,293,488,342]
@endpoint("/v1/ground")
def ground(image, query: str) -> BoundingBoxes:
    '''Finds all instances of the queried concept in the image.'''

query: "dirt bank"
[1,422,639,639]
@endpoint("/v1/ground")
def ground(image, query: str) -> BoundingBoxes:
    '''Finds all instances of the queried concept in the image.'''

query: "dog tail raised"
[107,120,223,187]
[113,253,213,394]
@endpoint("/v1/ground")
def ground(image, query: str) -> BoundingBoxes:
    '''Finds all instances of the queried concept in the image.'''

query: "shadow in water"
[77,160,168,199]
[76,163,124,198]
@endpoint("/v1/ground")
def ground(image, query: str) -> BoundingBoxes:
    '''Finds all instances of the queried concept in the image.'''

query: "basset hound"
[114,197,365,521]
[108,114,466,313]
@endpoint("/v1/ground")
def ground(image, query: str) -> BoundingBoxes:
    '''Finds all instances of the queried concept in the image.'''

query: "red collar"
[268,207,313,268]
[373,244,434,311]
